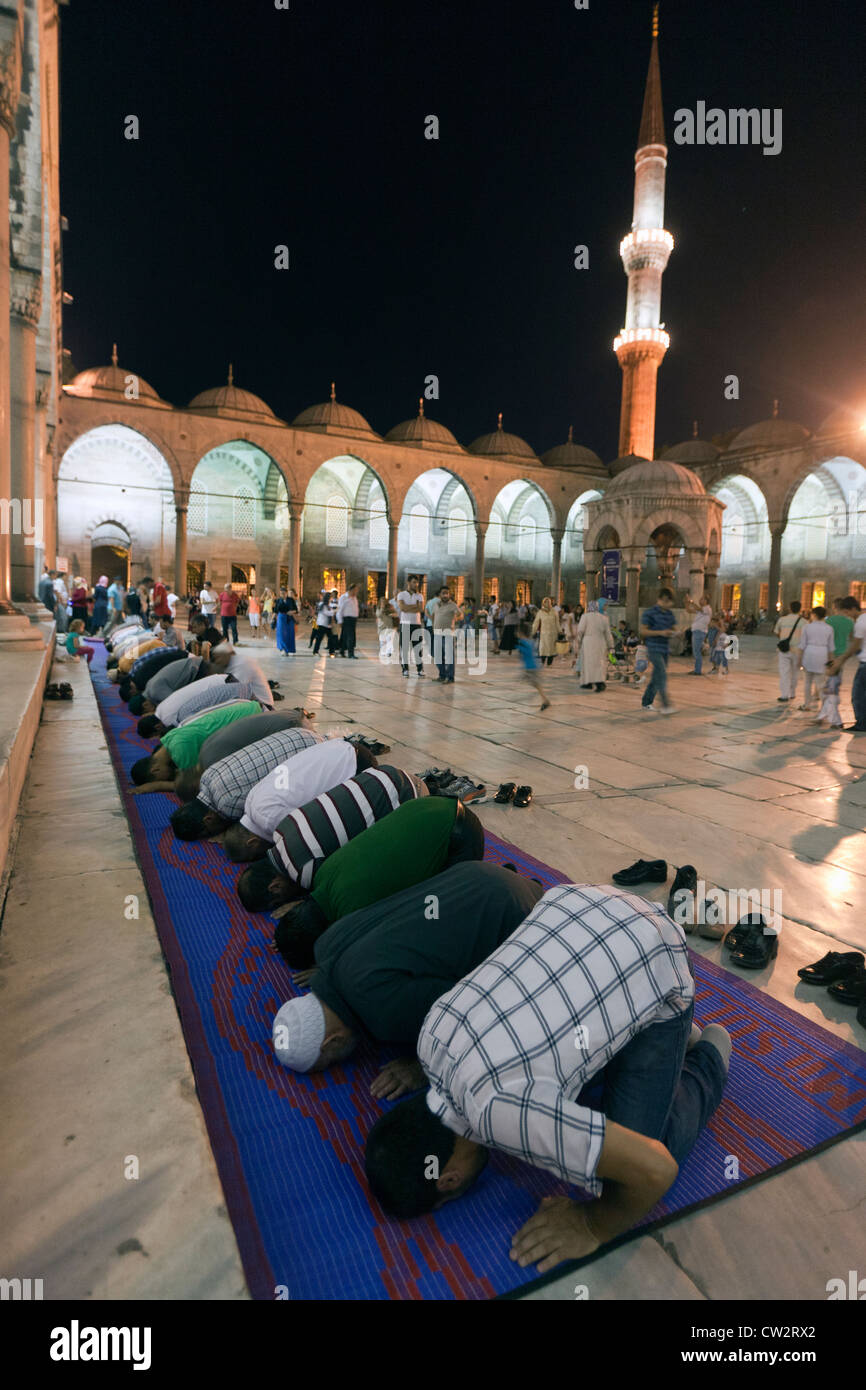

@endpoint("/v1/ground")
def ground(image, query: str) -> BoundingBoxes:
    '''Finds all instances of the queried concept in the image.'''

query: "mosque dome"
[468,414,538,461]
[728,417,810,452]
[541,429,606,475]
[604,457,706,498]
[385,401,463,451]
[607,452,650,477]
[292,383,379,438]
[662,438,721,466]
[188,365,277,421]
[63,346,170,409]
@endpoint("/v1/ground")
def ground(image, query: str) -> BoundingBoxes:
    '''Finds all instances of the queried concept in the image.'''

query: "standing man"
[337,584,360,659]
[200,580,219,626]
[829,596,866,732]
[52,570,69,634]
[38,567,56,614]
[640,588,683,715]
[773,599,803,703]
[397,574,426,679]
[432,585,462,684]
[219,583,240,646]
[684,592,713,675]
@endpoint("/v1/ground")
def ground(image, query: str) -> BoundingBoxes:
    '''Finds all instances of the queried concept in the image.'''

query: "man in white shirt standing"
[52,571,69,633]
[685,593,713,675]
[337,584,360,659]
[396,575,426,679]
[773,600,803,702]
[829,596,866,731]
[200,581,218,621]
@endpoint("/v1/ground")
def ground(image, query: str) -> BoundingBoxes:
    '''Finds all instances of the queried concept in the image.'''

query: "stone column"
[387,519,399,596]
[550,528,563,604]
[0,29,41,646]
[625,562,642,630]
[704,570,718,605]
[584,550,600,602]
[287,500,302,594]
[687,548,708,603]
[173,499,188,594]
[767,526,783,615]
[473,520,487,600]
[9,267,41,600]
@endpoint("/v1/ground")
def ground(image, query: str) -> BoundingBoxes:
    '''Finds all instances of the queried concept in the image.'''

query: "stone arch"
[57,415,184,493]
[630,507,708,553]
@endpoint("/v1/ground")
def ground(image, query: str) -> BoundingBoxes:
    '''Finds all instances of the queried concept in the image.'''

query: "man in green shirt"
[828,598,855,657]
[272,796,484,966]
[271,862,542,1081]
[129,699,262,791]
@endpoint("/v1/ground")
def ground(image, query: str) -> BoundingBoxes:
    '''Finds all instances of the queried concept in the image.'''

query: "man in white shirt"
[364,882,730,1270]
[396,575,426,679]
[829,597,866,731]
[52,572,69,633]
[337,584,360,659]
[773,600,803,702]
[166,590,179,620]
[199,581,218,619]
[685,593,713,675]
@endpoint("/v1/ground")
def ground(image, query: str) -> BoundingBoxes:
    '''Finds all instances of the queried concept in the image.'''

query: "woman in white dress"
[574,600,614,691]
[797,607,835,709]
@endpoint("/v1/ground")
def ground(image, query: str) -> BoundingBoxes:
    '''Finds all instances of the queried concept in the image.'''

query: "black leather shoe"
[667,865,698,924]
[798,951,865,985]
[827,966,866,1004]
[725,913,766,952]
[611,859,667,886]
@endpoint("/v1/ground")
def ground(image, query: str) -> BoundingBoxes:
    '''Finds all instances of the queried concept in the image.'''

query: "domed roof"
[662,438,721,466]
[605,457,707,498]
[541,428,606,475]
[385,401,463,451]
[292,383,379,439]
[468,413,538,460]
[607,452,650,477]
[188,366,276,421]
[728,416,809,452]
[63,345,170,410]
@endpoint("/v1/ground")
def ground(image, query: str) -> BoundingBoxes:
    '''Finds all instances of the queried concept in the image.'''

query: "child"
[710,622,730,676]
[517,619,550,711]
[66,618,93,664]
[814,667,842,727]
[247,587,261,640]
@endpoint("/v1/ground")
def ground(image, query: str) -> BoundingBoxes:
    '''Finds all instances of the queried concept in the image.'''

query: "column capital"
[0,24,22,139]
[474,518,488,537]
[550,527,565,544]
[10,265,41,328]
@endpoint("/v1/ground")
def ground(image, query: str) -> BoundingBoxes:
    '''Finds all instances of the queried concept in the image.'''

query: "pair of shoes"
[725,914,779,968]
[494,783,532,807]
[44,682,61,700]
[798,951,864,988]
[437,775,486,803]
[612,858,667,887]
[777,696,790,702]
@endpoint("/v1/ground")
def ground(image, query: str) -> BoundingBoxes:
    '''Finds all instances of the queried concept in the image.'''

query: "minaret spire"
[613,5,673,460]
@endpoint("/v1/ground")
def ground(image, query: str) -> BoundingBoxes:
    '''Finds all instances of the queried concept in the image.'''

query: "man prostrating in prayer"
[364,882,731,1272]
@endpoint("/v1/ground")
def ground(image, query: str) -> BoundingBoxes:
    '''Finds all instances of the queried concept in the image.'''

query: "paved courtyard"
[1,625,863,1301]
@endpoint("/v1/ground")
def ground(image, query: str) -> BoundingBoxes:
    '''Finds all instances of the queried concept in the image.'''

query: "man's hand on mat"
[370,1057,426,1101]
[510,1197,600,1273]
[291,968,315,988]
[130,781,176,795]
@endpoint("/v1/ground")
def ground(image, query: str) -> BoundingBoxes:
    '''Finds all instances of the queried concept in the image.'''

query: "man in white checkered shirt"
[169,727,327,840]
[365,882,730,1272]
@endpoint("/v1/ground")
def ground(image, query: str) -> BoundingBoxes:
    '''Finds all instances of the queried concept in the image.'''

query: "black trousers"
[340,616,357,656]
[312,625,337,655]
[443,803,485,866]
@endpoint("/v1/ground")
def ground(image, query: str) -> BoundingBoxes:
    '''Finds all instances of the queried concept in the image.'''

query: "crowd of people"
[773,596,866,731]
[93,605,734,1270]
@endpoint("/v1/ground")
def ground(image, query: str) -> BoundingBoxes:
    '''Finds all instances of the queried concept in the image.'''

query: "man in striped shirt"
[169,727,329,839]
[236,765,428,912]
[365,883,730,1271]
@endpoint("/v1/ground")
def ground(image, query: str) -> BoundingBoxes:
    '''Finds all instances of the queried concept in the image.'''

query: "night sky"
[59,0,866,461]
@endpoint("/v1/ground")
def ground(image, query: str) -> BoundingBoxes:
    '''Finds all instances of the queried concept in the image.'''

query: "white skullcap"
[272,995,326,1072]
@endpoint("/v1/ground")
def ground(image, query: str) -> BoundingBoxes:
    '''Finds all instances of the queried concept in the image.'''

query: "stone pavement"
[1,626,863,1301]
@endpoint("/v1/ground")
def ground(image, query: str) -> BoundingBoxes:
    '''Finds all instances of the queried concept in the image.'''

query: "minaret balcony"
[619,228,673,272]
[613,326,670,354]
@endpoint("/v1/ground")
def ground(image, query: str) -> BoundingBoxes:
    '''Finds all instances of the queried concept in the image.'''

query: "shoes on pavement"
[797,951,865,985]
[667,865,698,927]
[513,785,533,808]
[612,858,667,887]
[494,783,517,803]
[827,965,866,1004]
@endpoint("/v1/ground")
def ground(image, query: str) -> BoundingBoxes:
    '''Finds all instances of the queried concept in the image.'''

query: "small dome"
[468,414,538,460]
[541,430,606,475]
[292,383,378,438]
[607,452,649,477]
[604,457,706,498]
[63,347,169,409]
[385,402,462,451]
[728,418,810,452]
[662,439,721,466]
[188,366,276,421]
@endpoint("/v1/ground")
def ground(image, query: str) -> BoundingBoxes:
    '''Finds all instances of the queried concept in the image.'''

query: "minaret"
[613,3,673,460]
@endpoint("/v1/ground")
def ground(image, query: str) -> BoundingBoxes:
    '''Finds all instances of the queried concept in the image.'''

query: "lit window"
[325,495,348,547]
[486,514,502,558]
[447,506,468,555]
[409,503,429,553]
[723,513,743,566]
[517,515,537,563]
[188,481,207,535]
[233,486,256,540]
[369,499,388,549]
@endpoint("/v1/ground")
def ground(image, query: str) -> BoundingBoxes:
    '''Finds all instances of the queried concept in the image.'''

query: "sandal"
[827,966,866,1004]
[495,782,517,804]
[513,785,533,808]
[728,927,779,970]
[797,950,864,985]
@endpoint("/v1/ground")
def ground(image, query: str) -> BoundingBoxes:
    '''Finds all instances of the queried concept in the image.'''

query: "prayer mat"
[91,647,866,1301]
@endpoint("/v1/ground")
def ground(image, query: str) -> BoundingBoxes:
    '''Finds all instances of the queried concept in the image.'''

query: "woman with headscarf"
[274,586,297,656]
[499,600,519,653]
[574,599,614,691]
[70,577,89,628]
[91,575,110,634]
[531,596,560,666]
